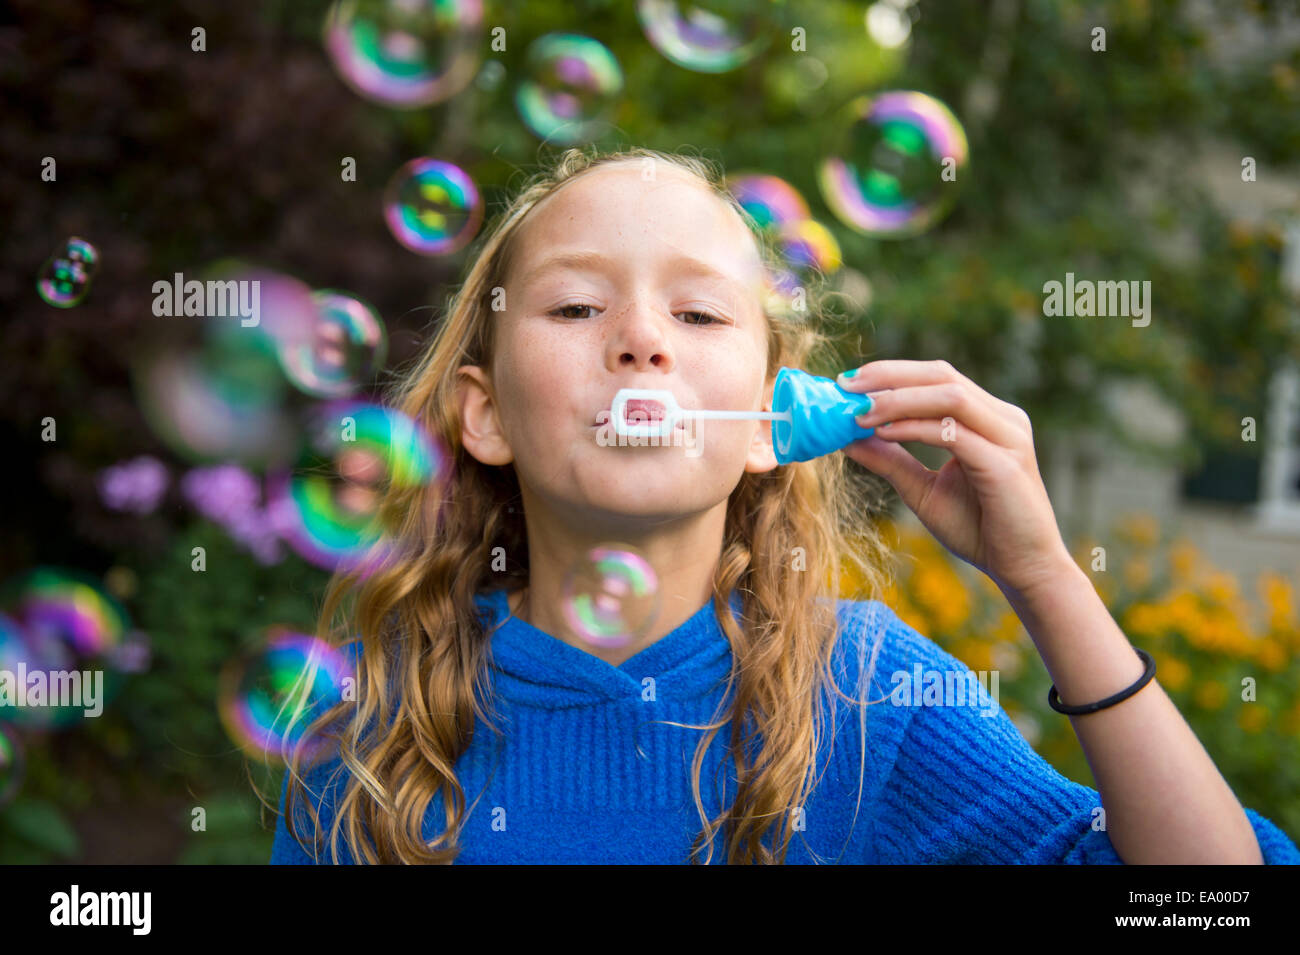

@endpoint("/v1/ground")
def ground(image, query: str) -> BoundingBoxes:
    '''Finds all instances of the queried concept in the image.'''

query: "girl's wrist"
[993,547,1085,611]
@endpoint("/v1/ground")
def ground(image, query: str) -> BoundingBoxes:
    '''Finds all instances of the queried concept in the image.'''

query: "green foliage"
[0,796,81,863]
[178,787,282,864]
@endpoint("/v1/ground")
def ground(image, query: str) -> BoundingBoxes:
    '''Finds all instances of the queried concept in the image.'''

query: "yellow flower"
[891,596,929,637]
[1236,705,1268,734]
[1092,571,1117,605]
[1193,680,1226,710]
[1253,638,1289,672]
[1152,651,1190,691]
[992,611,1024,644]
[1117,513,1160,549]
[910,560,971,634]
[1203,571,1240,605]
[1123,559,1152,591]
[1122,602,1166,640]
[1258,572,1297,633]
[1165,590,1201,634]
[1168,539,1199,585]
[952,638,994,673]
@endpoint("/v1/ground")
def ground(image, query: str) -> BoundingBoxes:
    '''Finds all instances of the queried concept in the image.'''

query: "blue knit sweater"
[269,588,1300,864]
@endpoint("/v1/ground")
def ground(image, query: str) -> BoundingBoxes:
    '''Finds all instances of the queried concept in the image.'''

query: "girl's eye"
[552,303,595,319]
[549,304,723,325]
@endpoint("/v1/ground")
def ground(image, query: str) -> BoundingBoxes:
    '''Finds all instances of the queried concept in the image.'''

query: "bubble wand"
[609,367,875,465]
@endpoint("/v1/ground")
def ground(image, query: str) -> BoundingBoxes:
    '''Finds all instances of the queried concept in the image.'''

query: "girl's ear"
[456,365,514,466]
[743,377,780,475]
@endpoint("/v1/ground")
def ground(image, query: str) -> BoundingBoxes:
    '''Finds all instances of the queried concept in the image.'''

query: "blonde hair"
[272,145,894,864]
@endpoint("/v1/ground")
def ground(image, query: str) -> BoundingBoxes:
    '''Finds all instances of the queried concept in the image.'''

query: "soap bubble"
[134,345,295,467]
[727,173,840,291]
[268,400,445,573]
[37,237,98,308]
[323,0,484,108]
[560,545,661,648]
[383,157,484,256]
[637,0,772,73]
[0,725,23,808]
[0,612,72,729]
[515,34,623,145]
[777,218,841,275]
[280,291,388,398]
[7,569,128,660]
[726,173,811,232]
[0,571,132,729]
[218,630,354,764]
[818,91,969,238]
[133,266,316,466]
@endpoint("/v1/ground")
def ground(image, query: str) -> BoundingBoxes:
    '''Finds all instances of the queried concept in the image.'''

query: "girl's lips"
[591,399,669,427]
[592,397,665,428]
[590,403,685,430]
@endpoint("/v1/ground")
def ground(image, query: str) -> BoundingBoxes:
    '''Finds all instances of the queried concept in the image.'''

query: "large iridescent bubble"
[37,237,99,308]
[7,569,127,660]
[818,91,969,238]
[727,172,840,297]
[0,571,133,729]
[280,290,388,398]
[133,266,316,467]
[383,157,484,256]
[268,401,444,572]
[514,34,623,145]
[726,172,811,232]
[636,0,773,73]
[560,545,661,649]
[777,218,841,275]
[218,630,354,764]
[323,0,485,108]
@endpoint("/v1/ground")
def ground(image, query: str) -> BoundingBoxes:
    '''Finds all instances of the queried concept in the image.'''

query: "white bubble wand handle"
[610,388,791,438]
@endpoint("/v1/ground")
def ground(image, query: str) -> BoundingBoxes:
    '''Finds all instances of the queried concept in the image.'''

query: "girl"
[269,146,1299,865]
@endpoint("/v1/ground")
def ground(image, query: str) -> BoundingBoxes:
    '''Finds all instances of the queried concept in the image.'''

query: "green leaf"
[0,797,81,857]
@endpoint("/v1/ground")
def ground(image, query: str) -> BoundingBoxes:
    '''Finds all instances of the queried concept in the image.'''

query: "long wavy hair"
[271,145,895,864]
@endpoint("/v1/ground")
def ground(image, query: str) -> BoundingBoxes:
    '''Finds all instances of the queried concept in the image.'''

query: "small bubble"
[560,544,660,649]
[37,237,99,307]
[515,34,623,144]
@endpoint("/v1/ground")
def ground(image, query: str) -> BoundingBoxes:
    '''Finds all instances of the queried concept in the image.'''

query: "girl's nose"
[611,301,672,371]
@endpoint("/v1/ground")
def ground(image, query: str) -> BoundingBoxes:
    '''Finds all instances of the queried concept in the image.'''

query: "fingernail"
[840,368,858,380]
[853,397,873,419]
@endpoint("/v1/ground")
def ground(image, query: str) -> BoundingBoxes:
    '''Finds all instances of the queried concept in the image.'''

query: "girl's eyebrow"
[518,249,747,295]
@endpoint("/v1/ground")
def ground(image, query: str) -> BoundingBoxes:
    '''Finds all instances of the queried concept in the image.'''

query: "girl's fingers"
[868,416,1014,477]
[840,359,1032,441]
[842,435,936,511]
[837,358,964,392]
[852,382,1027,450]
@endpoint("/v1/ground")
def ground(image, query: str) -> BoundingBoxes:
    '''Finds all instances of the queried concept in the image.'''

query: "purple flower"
[180,464,285,565]
[227,509,285,565]
[180,464,261,525]
[98,456,169,514]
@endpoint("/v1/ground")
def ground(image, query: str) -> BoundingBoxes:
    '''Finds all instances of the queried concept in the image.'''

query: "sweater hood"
[473,588,743,709]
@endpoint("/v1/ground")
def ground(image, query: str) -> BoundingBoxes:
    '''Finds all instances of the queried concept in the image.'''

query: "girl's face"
[458,161,778,534]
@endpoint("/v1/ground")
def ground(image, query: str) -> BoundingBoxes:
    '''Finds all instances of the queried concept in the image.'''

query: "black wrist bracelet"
[1047,647,1156,715]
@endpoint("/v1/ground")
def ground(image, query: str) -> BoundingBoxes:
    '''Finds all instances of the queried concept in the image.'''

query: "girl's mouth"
[593,398,666,427]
